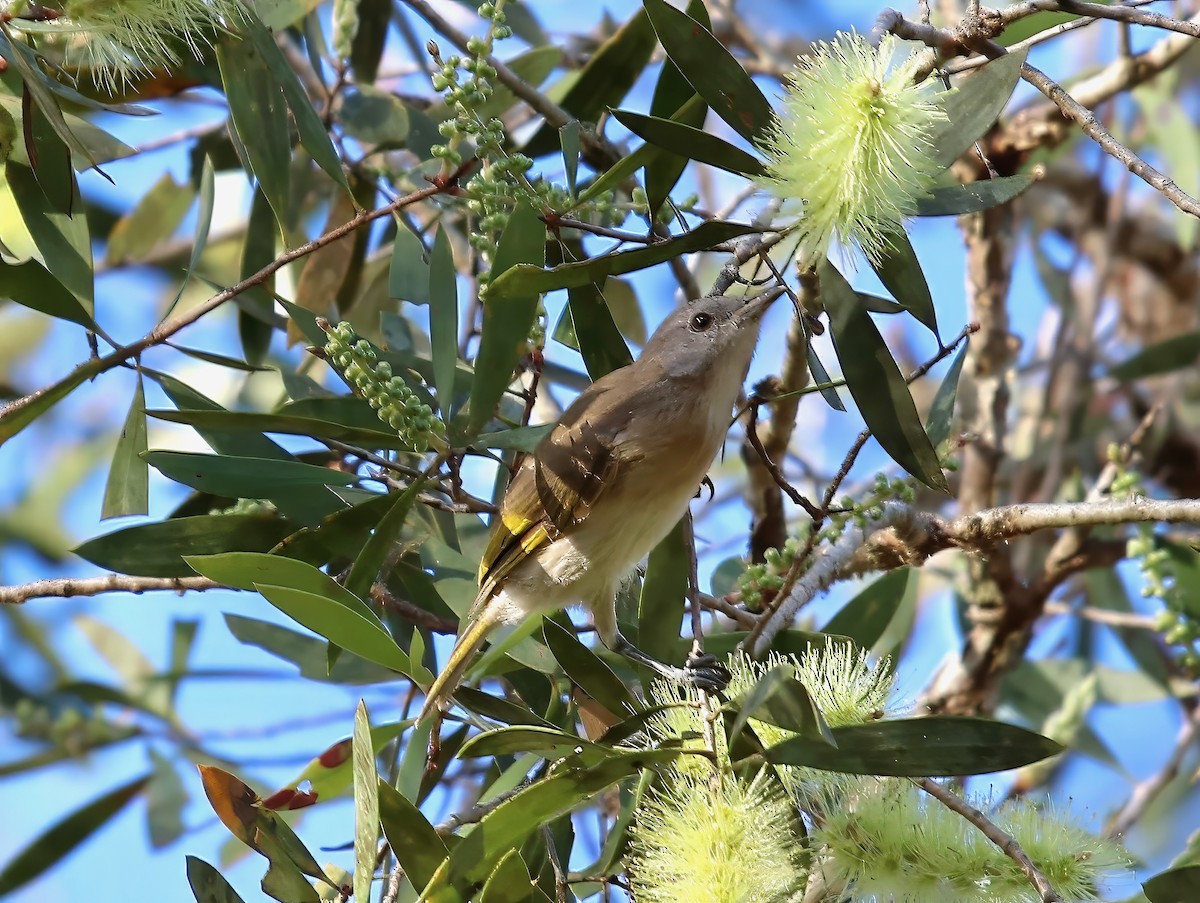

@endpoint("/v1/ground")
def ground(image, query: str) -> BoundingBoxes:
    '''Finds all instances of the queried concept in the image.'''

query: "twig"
[998,0,1200,37]
[369,584,458,634]
[0,574,222,605]
[1106,702,1200,837]
[914,777,1062,902]
[1042,601,1156,629]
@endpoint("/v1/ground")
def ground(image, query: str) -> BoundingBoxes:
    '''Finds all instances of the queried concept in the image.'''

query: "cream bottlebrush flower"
[629,769,805,903]
[643,681,726,779]
[755,32,947,266]
[45,0,242,91]
[813,780,1129,903]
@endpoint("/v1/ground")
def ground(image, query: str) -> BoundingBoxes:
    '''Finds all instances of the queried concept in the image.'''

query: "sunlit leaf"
[100,376,149,519]
[352,702,379,903]
[429,225,458,422]
[611,108,765,177]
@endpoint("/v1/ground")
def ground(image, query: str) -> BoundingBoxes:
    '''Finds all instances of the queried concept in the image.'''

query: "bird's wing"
[474,383,631,608]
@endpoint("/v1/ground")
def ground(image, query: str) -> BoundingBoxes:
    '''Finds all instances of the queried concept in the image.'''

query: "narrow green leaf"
[4,160,93,311]
[388,225,430,305]
[642,0,774,143]
[488,221,757,299]
[914,174,1034,216]
[341,84,411,146]
[0,357,101,446]
[543,619,640,717]
[560,121,580,195]
[146,407,403,451]
[420,754,673,900]
[926,340,969,450]
[871,230,938,337]
[188,551,384,626]
[611,108,765,177]
[644,0,710,214]
[480,851,553,903]
[729,669,834,744]
[455,686,556,727]
[149,370,293,462]
[397,716,432,803]
[637,520,688,669]
[345,481,422,599]
[823,568,915,651]
[167,155,216,312]
[561,275,633,379]
[101,376,149,519]
[106,172,194,265]
[239,188,277,366]
[216,32,291,234]
[378,781,447,893]
[144,451,354,498]
[429,225,458,422]
[1110,332,1200,381]
[471,424,554,453]
[254,582,411,674]
[522,9,657,156]
[1144,865,1200,903]
[146,749,187,849]
[469,202,546,434]
[353,701,379,903]
[0,257,93,328]
[820,259,947,491]
[807,341,847,412]
[0,775,149,896]
[458,725,630,766]
[765,716,1062,776]
[224,613,398,684]
[187,856,248,903]
[928,48,1029,169]
[573,139,655,208]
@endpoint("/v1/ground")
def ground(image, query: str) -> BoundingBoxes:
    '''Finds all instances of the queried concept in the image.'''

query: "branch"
[0,574,223,605]
[914,777,1062,903]
[1106,701,1200,838]
[749,497,1200,654]
[998,0,1200,38]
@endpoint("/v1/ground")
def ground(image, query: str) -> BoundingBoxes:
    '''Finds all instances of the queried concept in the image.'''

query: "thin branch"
[0,574,223,605]
[1106,702,1200,838]
[914,777,1062,903]
[998,0,1200,37]
[369,584,458,634]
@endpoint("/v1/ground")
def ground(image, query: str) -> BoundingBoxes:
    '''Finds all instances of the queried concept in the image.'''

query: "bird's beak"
[733,284,787,325]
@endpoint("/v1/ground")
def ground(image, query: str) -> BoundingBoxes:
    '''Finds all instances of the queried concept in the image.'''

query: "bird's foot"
[681,651,731,693]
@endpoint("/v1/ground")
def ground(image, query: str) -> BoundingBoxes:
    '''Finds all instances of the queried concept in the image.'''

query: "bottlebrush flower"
[755,32,947,266]
[37,0,242,91]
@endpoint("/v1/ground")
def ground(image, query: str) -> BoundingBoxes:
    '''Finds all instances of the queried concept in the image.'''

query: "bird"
[418,285,784,721]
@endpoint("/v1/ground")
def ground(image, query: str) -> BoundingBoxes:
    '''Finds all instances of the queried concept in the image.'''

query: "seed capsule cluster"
[322,321,445,452]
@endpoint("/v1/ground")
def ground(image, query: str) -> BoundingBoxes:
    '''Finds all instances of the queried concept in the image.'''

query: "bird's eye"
[689,312,714,332]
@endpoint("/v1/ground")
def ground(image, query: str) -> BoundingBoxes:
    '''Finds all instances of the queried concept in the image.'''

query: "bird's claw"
[681,651,731,693]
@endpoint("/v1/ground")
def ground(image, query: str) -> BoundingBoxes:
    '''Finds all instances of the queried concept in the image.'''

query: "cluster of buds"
[737,535,804,611]
[321,320,445,453]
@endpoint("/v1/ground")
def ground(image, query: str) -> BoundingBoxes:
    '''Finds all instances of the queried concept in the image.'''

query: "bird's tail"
[418,607,499,721]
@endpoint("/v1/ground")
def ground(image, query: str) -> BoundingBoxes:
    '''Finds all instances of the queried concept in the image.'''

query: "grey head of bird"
[638,285,786,381]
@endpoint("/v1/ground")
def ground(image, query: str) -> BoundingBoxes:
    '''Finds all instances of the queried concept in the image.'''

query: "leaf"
[0,91,133,172]
[146,407,408,451]
[522,8,657,156]
[388,226,430,305]
[187,551,383,626]
[914,174,1034,216]
[455,686,556,727]
[1144,865,1200,903]
[487,221,757,299]
[472,424,554,453]
[543,619,640,717]
[928,48,1029,169]
[150,370,292,462]
[823,568,915,651]
[642,0,773,143]
[871,230,937,337]
[637,520,688,670]
[344,481,422,599]
[0,357,102,446]
[240,12,350,195]
[0,256,93,328]
[353,702,379,903]
[480,850,552,903]
[926,340,968,450]
[458,725,667,767]
[820,259,947,491]
[0,775,149,896]
[469,202,545,434]
[144,451,355,498]
[106,172,195,265]
[806,341,846,412]
[728,665,832,744]
[254,582,411,673]
[75,514,293,578]
[3,160,93,312]
[101,377,149,519]
[187,856,248,903]
[428,225,458,422]
[239,188,278,366]
[611,108,765,177]
[216,30,291,235]
[420,754,672,900]
[224,614,398,684]
[1110,332,1200,380]
[290,188,361,344]
[378,781,448,893]
[168,154,216,312]
[560,120,580,195]
[147,748,188,848]
[563,280,633,379]
[764,716,1062,776]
